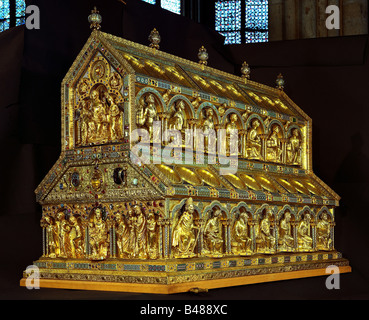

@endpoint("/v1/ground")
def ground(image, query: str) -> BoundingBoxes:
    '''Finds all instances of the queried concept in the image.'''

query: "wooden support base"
[20,265,351,294]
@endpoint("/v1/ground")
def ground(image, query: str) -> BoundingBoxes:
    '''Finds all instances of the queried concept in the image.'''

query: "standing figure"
[105,92,122,141]
[89,208,109,260]
[225,114,239,154]
[42,216,58,258]
[124,209,137,257]
[142,94,158,139]
[286,128,302,165]
[202,108,216,153]
[266,125,283,163]
[68,215,84,258]
[203,209,224,256]
[55,211,69,258]
[80,100,94,145]
[255,208,276,253]
[316,213,333,250]
[172,198,199,258]
[147,212,159,259]
[246,119,263,160]
[297,213,313,251]
[115,213,128,258]
[133,205,148,259]
[278,211,295,252]
[231,212,252,255]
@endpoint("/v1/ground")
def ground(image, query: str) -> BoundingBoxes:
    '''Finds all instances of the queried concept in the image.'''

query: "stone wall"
[269,0,368,41]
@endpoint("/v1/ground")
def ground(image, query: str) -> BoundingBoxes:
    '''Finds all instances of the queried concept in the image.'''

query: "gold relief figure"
[202,208,224,257]
[202,108,216,152]
[92,61,106,80]
[133,205,148,259]
[78,79,90,96]
[91,89,109,143]
[136,96,146,127]
[147,212,159,259]
[89,208,109,260]
[168,100,186,131]
[67,215,84,258]
[80,100,94,145]
[246,119,263,160]
[125,209,137,258]
[255,208,276,253]
[42,216,58,258]
[136,94,158,139]
[231,212,252,256]
[266,125,283,163]
[78,86,123,146]
[297,213,313,251]
[115,213,129,258]
[172,198,200,258]
[162,89,172,105]
[278,211,295,252]
[286,129,302,166]
[55,212,69,258]
[105,92,123,141]
[109,73,122,90]
[225,114,239,154]
[316,213,333,251]
[192,93,202,109]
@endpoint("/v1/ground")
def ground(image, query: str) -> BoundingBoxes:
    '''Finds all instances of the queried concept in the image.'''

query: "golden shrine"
[20,9,350,294]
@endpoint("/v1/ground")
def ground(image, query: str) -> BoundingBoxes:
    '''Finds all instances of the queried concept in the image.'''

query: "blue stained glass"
[245,30,268,43]
[16,17,25,26]
[0,19,9,32]
[16,0,26,18]
[220,31,241,45]
[142,0,156,4]
[0,0,10,32]
[0,0,10,19]
[245,0,268,31]
[215,0,268,44]
[215,1,241,32]
[161,0,181,15]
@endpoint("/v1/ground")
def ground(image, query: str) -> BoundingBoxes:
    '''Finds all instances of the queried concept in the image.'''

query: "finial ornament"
[198,46,208,66]
[149,28,161,50]
[241,61,251,79]
[276,73,285,90]
[88,7,102,30]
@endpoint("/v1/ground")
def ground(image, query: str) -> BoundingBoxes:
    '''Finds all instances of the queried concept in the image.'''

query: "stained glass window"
[0,0,10,32]
[161,0,181,15]
[141,0,181,15]
[215,0,242,44]
[215,0,268,44]
[15,0,25,26]
[0,0,26,32]
[245,0,268,43]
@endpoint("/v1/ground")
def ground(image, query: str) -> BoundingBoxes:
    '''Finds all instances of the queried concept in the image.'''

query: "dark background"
[0,0,368,300]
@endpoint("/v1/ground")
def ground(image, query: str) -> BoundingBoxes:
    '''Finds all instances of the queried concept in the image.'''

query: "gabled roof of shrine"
[97,31,312,124]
